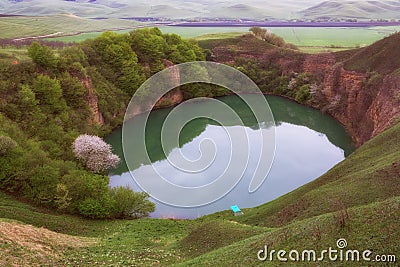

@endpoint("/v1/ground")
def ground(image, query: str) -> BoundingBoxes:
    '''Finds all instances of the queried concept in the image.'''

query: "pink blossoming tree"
[73,134,120,173]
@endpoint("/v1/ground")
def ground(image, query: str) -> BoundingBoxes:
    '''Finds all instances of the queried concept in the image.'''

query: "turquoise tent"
[230,205,243,216]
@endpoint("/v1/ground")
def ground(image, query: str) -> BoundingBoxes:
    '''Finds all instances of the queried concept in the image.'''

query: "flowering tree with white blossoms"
[73,134,120,173]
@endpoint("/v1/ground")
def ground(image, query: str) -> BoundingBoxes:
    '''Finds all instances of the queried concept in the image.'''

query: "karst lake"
[106,94,354,218]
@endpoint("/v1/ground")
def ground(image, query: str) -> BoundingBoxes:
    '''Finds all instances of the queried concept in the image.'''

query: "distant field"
[44,29,135,43]
[183,26,400,47]
[44,25,400,53]
[1,16,399,53]
[271,26,400,47]
[44,26,245,42]
[163,26,400,52]
[0,15,141,39]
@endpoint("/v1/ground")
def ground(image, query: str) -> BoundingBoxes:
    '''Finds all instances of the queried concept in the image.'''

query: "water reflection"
[107,95,354,218]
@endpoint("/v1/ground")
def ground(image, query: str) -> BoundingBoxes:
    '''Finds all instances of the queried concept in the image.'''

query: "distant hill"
[1,0,400,20]
[0,14,139,39]
[207,4,271,20]
[300,0,400,19]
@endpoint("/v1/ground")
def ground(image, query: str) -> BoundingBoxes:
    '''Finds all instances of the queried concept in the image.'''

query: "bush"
[249,26,297,49]
[110,186,155,219]
[60,170,110,211]
[72,134,120,173]
[295,84,311,103]
[78,197,112,219]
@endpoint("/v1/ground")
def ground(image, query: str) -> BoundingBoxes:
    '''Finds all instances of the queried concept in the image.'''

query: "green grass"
[60,218,191,266]
[43,30,133,43]
[177,220,267,258]
[178,196,400,266]
[297,46,356,54]
[164,26,400,53]
[192,32,245,41]
[344,32,400,74]
[270,26,400,47]
[45,27,246,43]
[0,48,29,63]
[0,191,192,266]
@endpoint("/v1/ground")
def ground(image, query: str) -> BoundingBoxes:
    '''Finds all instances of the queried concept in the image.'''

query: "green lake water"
[107,94,354,218]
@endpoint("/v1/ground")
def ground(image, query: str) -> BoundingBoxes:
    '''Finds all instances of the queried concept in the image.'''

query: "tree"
[27,42,57,68]
[32,74,67,115]
[130,27,166,64]
[26,163,60,206]
[84,32,145,95]
[249,27,296,49]
[72,134,120,173]
[59,72,88,109]
[250,26,268,40]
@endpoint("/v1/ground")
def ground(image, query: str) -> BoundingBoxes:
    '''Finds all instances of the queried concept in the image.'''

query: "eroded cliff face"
[368,75,400,137]
[303,53,400,146]
[154,60,183,109]
[81,76,104,126]
[205,35,400,146]
[125,59,183,119]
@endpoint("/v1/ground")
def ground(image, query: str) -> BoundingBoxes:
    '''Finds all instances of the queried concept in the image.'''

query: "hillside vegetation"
[0,27,205,219]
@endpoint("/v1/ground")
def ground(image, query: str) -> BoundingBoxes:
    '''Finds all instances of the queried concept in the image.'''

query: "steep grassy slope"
[178,220,267,258]
[178,122,400,266]
[179,196,400,266]
[344,32,400,74]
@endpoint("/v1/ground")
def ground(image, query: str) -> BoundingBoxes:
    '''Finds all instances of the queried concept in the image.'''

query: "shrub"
[72,134,120,173]
[109,186,155,219]
[295,84,311,103]
[60,170,110,211]
[78,197,112,219]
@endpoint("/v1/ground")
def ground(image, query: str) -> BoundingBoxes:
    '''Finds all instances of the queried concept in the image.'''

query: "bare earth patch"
[0,221,96,266]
